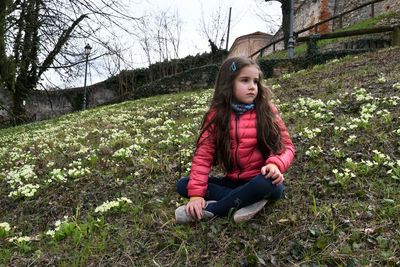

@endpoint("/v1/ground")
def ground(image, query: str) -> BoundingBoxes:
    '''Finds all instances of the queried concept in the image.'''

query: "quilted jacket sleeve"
[265,104,295,173]
[187,112,217,197]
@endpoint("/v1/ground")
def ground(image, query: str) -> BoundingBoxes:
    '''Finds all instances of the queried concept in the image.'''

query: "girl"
[175,56,295,223]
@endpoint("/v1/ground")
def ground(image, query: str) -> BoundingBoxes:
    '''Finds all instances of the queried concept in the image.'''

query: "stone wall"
[126,64,219,100]
[261,0,399,56]
[23,84,120,121]
[0,64,219,127]
[294,0,399,34]
[333,0,400,30]
[0,87,13,125]
[0,83,122,124]
[26,90,75,121]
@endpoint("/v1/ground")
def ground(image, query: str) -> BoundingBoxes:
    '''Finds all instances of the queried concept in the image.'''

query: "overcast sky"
[133,0,282,60]
[47,0,282,88]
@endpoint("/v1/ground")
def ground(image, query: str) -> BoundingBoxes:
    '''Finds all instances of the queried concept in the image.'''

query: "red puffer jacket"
[187,105,295,197]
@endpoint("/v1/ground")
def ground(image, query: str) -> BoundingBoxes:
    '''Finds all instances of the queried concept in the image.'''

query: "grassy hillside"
[1,47,400,266]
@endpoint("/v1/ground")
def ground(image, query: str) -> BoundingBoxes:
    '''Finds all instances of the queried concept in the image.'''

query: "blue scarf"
[231,103,255,115]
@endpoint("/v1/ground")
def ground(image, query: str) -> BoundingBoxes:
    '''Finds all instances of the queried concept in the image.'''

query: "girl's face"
[233,65,259,104]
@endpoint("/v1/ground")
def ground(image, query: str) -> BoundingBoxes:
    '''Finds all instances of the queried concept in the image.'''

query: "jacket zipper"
[235,113,242,179]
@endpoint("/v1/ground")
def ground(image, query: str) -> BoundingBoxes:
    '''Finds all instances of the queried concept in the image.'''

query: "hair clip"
[230,61,237,72]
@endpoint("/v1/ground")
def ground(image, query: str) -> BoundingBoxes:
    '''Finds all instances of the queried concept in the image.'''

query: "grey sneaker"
[175,201,216,224]
[233,199,268,223]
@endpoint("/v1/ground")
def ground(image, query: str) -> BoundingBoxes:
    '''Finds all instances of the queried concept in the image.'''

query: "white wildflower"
[0,222,11,232]
[95,197,132,213]
[8,236,32,243]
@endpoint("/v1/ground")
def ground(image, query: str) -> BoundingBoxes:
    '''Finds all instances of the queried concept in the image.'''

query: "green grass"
[0,47,400,265]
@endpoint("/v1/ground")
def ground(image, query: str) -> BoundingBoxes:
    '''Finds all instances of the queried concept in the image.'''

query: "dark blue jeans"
[176,174,284,216]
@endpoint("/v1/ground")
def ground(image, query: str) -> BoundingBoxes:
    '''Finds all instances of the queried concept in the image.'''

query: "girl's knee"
[253,173,274,188]
[253,174,284,200]
[176,177,189,198]
[270,183,284,200]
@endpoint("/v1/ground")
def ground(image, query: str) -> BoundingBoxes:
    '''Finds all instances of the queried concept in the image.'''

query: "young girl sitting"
[175,56,295,223]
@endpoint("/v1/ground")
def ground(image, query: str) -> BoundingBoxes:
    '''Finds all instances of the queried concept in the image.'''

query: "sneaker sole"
[233,199,268,223]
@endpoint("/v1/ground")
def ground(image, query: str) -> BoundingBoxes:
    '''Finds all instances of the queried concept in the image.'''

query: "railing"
[297,25,400,56]
[250,0,387,58]
[296,25,398,43]
[296,0,386,36]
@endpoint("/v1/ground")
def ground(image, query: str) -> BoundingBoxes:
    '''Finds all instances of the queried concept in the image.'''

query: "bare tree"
[256,0,290,48]
[253,0,282,34]
[134,13,154,66]
[197,2,229,51]
[134,8,182,70]
[1,0,139,124]
[102,46,123,78]
[166,10,181,59]
[155,11,169,62]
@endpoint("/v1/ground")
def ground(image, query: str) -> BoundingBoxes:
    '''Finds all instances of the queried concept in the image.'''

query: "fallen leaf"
[364,228,375,234]
[277,219,290,224]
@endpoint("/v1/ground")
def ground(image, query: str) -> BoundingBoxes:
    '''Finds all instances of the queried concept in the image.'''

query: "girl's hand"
[185,196,206,220]
[261,163,284,185]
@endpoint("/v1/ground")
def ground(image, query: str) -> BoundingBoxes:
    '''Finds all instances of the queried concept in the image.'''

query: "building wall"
[294,0,333,36]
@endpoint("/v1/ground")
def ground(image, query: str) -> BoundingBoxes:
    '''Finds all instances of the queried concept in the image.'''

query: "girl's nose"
[249,82,256,90]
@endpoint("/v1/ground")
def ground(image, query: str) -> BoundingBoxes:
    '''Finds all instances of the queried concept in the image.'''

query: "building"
[228,31,273,59]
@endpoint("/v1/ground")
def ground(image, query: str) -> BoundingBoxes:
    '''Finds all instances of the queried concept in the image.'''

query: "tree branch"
[39,53,106,69]
[38,14,88,78]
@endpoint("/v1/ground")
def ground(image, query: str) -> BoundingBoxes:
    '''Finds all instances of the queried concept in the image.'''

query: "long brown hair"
[196,57,284,172]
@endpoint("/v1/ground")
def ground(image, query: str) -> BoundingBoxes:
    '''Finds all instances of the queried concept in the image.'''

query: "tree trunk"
[281,0,290,49]
[13,79,29,123]
[264,0,290,49]
[11,0,41,124]
[0,0,14,90]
